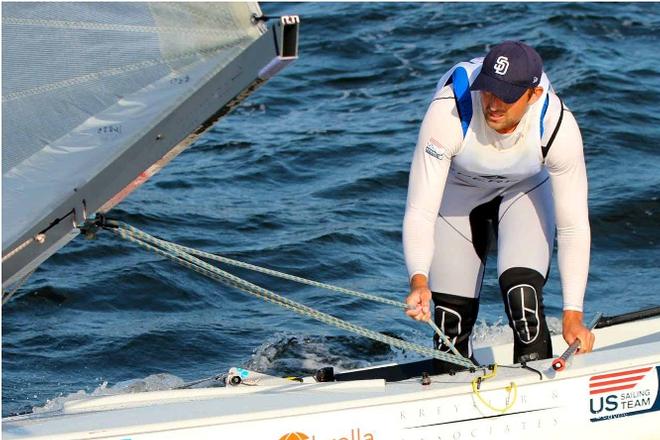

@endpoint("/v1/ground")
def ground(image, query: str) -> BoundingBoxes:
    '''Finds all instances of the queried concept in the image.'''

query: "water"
[3,2,659,416]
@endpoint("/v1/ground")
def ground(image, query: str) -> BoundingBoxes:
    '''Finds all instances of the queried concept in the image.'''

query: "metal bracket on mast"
[78,214,118,240]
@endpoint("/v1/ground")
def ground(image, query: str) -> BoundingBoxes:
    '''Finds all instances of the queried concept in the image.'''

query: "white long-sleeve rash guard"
[403,91,591,312]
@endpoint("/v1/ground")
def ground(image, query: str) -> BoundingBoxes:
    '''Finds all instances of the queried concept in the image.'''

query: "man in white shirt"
[403,41,595,364]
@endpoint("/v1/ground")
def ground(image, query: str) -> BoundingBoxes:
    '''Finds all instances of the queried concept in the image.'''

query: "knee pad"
[505,283,541,344]
[431,292,479,359]
[499,267,552,363]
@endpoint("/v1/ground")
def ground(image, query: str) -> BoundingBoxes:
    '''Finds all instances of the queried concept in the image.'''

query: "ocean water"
[3,2,659,416]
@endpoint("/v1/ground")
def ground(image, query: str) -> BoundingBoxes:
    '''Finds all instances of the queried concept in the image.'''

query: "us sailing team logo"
[589,365,660,422]
[425,137,446,161]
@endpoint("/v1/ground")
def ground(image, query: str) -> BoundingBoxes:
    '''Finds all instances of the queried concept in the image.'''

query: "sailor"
[403,41,595,364]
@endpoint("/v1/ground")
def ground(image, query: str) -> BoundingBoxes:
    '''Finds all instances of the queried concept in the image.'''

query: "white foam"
[472,316,563,348]
[245,328,444,374]
[245,332,374,374]
[32,373,185,414]
[244,319,566,376]
[472,318,513,348]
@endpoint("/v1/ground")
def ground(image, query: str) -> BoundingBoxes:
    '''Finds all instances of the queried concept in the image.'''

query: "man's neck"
[496,122,519,135]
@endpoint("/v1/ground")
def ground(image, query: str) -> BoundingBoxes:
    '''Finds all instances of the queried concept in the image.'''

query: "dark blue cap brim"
[470,72,528,104]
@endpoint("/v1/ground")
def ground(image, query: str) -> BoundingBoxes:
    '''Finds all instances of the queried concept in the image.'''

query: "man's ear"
[528,87,544,105]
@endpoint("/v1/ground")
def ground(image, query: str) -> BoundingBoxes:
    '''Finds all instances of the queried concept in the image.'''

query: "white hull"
[4,316,659,440]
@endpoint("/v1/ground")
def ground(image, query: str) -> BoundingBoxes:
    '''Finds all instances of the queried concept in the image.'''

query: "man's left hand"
[562,310,595,353]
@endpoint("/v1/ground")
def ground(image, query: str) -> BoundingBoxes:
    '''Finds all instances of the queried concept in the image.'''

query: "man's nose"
[486,94,506,111]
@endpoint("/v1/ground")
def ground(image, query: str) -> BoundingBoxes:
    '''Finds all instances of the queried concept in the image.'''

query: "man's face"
[480,88,543,134]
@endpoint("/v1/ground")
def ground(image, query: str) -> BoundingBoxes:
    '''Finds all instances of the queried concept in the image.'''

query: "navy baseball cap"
[470,41,543,104]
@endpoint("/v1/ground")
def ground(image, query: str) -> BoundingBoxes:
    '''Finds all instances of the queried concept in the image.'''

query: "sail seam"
[2,17,230,35]
[153,3,240,30]
[2,44,246,102]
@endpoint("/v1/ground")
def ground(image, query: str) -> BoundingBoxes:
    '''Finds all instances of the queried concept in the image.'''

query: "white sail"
[2,2,299,289]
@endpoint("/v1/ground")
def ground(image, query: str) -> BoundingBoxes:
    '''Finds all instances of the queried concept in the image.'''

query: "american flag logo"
[589,367,653,395]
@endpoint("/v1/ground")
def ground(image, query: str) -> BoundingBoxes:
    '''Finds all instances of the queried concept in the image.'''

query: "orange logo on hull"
[279,429,374,440]
[279,433,310,440]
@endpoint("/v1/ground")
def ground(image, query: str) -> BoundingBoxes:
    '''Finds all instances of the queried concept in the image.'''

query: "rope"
[2,238,35,263]
[115,222,466,360]
[2,236,41,263]
[471,364,517,413]
[120,227,464,358]
[107,222,474,368]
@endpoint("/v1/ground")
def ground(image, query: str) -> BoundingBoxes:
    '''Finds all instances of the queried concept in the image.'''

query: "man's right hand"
[405,274,432,321]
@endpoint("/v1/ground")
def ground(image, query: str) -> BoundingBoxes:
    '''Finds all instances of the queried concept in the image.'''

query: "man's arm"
[403,88,462,321]
[544,103,595,352]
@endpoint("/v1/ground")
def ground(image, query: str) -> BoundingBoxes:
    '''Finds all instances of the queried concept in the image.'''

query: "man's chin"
[485,119,505,131]
[486,116,518,133]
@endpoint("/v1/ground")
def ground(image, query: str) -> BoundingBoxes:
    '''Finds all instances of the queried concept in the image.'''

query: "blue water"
[3,2,660,416]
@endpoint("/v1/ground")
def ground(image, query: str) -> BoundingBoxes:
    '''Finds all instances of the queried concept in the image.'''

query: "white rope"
[109,222,474,368]
[136,233,464,358]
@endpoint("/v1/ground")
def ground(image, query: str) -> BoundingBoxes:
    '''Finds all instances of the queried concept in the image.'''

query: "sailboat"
[3,3,659,439]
